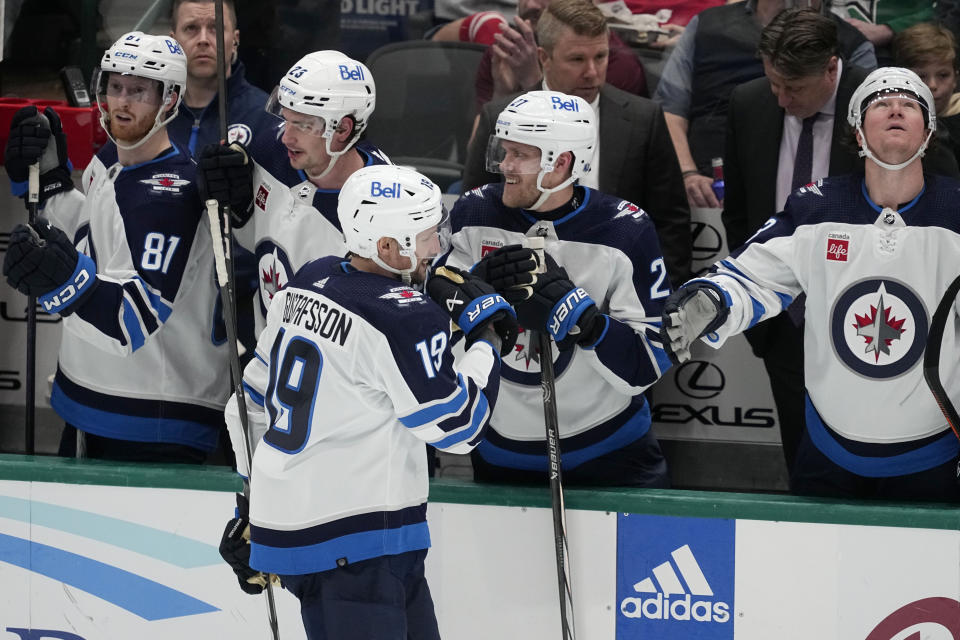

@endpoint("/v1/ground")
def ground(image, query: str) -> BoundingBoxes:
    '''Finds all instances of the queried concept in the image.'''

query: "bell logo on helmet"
[339,64,366,81]
[370,181,402,198]
[165,39,183,55]
[551,96,579,112]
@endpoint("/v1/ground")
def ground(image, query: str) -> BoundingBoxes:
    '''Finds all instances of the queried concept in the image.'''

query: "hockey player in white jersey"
[445,91,673,486]
[197,50,390,337]
[2,32,228,463]
[662,67,960,500]
[217,164,517,638]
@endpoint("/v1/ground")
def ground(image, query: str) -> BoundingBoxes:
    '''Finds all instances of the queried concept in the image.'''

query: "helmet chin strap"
[307,120,357,181]
[529,169,576,211]
[372,253,416,285]
[856,124,933,171]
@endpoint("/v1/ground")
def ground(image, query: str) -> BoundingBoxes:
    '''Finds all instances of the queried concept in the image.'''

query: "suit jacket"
[722,64,960,250]
[462,85,692,285]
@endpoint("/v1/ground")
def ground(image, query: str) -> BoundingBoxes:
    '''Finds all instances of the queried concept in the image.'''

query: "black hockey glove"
[219,493,276,595]
[427,265,518,356]
[660,281,729,364]
[4,106,74,203]
[470,244,539,303]
[512,253,605,352]
[3,219,97,316]
[197,142,254,227]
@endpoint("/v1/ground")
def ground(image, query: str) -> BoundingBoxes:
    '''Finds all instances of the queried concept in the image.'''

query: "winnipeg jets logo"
[258,248,290,310]
[853,294,906,362]
[140,173,189,193]
[512,327,541,369]
[832,278,927,379]
[227,123,252,146]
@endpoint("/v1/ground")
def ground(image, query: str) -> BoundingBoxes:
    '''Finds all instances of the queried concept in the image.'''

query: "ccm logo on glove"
[39,258,94,312]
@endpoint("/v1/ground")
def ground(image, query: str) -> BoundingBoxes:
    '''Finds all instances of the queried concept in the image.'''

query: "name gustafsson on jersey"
[282,290,354,346]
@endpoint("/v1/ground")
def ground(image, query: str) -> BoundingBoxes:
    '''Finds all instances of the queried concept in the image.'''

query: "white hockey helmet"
[487,90,596,210]
[847,66,936,171]
[266,51,376,178]
[93,31,187,151]
[338,164,449,284]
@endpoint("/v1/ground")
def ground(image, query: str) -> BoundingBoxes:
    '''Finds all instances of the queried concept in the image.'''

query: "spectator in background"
[832,0,933,56]
[464,0,692,286]
[449,91,673,487]
[662,66,960,502]
[655,0,876,209]
[473,0,648,114]
[895,22,960,166]
[168,0,276,155]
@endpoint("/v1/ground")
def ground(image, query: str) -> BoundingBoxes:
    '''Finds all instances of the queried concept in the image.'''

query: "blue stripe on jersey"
[133,276,173,322]
[255,351,269,366]
[592,318,667,388]
[243,381,265,406]
[250,521,430,576]
[399,375,469,429]
[747,295,766,329]
[805,397,960,477]
[478,403,651,470]
[51,381,219,451]
[432,390,489,449]
[121,298,147,351]
[122,281,160,335]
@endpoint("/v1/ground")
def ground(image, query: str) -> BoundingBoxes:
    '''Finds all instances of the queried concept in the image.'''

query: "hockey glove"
[219,493,278,595]
[197,142,254,227]
[3,219,97,316]
[5,106,74,203]
[660,281,729,364]
[512,253,605,352]
[427,265,518,356]
[470,244,539,303]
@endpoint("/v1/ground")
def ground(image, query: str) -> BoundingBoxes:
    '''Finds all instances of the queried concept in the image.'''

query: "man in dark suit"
[723,9,959,478]
[462,0,691,286]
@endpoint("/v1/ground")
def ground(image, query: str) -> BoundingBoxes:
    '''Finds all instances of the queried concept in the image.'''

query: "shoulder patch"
[614,200,648,222]
[380,287,427,306]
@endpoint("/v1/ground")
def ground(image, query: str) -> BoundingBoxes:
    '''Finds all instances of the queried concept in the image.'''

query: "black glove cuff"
[38,166,74,203]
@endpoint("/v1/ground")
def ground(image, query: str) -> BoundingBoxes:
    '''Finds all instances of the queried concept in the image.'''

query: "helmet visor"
[413,207,452,263]
[485,136,543,175]
[265,86,327,137]
[860,91,927,122]
[93,70,164,105]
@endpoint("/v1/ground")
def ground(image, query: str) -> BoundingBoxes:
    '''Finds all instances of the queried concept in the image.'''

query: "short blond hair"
[895,22,957,69]
[536,0,608,54]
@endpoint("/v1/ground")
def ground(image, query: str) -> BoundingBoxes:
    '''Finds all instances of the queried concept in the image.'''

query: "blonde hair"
[894,22,957,70]
[536,0,608,54]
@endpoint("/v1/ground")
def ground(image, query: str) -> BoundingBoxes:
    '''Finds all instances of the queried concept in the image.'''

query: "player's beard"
[108,108,157,145]
[502,175,540,210]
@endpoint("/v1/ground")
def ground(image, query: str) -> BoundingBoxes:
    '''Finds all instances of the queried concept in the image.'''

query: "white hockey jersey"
[41,143,229,451]
[237,139,390,335]
[700,174,960,476]
[227,256,502,575]
[445,184,673,471]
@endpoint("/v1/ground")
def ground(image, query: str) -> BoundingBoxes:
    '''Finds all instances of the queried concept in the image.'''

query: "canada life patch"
[255,184,269,210]
[826,232,849,262]
[480,240,504,257]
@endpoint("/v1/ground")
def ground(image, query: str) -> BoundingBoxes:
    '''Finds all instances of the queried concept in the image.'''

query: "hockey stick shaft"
[526,236,576,640]
[923,273,960,439]
[24,163,39,455]
[213,3,280,637]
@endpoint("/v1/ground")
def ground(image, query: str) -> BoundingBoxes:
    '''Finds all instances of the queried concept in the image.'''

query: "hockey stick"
[24,162,39,455]
[211,2,279,638]
[525,235,576,640]
[923,273,960,440]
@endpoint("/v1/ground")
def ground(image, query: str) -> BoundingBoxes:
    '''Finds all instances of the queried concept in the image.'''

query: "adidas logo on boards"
[620,544,731,623]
